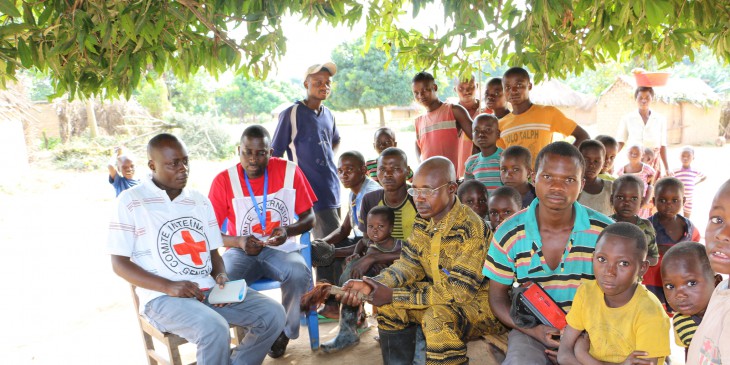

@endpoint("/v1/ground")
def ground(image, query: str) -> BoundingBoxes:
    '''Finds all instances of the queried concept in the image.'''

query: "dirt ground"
[2,119,727,364]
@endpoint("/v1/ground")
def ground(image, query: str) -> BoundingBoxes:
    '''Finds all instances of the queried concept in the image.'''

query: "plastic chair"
[221,219,320,350]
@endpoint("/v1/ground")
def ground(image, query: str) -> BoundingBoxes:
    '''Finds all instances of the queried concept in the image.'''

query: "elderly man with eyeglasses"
[340,156,505,365]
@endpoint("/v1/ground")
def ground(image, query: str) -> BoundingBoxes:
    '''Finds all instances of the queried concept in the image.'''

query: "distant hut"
[387,103,422,121]
[529,79,597,127]
[270,102,291,121]
[595,76,722,145]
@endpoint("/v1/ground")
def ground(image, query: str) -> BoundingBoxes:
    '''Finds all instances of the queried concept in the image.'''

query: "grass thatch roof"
[530,79,597,110]
[0,81,39,124]
[608,75,722,107]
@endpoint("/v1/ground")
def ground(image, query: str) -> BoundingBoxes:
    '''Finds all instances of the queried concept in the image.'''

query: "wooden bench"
[130,286,245,365]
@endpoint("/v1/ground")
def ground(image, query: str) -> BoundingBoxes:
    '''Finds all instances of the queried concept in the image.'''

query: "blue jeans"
[222,247,311,339]
[144,290,285,365]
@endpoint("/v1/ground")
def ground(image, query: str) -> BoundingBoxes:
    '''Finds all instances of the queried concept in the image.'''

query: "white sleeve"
[107,194,137,257]
[204,198,223,250]
[659,115,668,147]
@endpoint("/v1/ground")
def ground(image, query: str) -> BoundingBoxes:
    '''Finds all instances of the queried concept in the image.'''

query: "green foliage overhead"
[328,37,413,121]
[216,75,301,119]
[1,0,728,99]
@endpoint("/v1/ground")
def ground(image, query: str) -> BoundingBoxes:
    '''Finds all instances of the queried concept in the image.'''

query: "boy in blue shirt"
[107,146,139,196]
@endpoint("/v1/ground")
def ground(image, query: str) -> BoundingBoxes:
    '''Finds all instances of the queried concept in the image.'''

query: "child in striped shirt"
[661,242,721,359]
[464,114,503,192]
[366,127,413,184]
[672,146,706,218]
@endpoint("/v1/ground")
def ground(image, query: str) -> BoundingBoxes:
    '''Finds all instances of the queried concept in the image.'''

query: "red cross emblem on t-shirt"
[173,230,207,265]
[251,211,281,236]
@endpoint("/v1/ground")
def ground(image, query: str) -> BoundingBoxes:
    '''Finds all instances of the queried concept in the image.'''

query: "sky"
[260,2,450,82]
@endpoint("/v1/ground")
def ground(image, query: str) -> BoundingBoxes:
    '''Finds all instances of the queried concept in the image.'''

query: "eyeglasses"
[407,182,452,198]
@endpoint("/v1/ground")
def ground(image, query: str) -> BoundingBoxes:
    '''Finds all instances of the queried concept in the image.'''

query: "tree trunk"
[86,98,98,138]
[359,108,368,124]
[379,106,385,127]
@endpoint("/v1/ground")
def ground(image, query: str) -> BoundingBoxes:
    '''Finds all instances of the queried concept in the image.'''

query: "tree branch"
[175,0,241,51]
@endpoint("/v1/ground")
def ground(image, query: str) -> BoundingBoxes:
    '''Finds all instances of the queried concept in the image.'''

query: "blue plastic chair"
[221,219,320,350]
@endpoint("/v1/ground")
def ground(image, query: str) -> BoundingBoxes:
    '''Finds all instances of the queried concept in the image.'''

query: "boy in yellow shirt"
[558,222,671,365]
[498,66,589,165]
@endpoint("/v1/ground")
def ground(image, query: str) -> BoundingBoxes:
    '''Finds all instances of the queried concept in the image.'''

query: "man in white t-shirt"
[108,133,285,365]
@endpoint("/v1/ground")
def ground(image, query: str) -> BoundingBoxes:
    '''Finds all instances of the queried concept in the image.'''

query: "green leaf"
[17,38,32,67]
[0,0,21,18]
[36,5,53,25]
[22,2,35,26]
[645,1,667,26]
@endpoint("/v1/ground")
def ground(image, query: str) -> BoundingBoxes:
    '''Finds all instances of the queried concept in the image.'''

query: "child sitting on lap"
[323,206,403,353]
[661,242,721,358]
[558,222,671,365]
[340,206,403,283]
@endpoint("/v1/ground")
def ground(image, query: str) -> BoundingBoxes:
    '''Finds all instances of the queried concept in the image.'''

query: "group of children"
[107,72,727,364]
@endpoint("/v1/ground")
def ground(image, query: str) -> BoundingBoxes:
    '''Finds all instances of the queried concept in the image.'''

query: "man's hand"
[266,227,288,246]
[212,273,229,307]
[240,235,264,256]
[362,277,393,306]
[164,280,204,301]
[349,256,374,279]
[338,279,373,306]
[526,324,561,349]
[345,253,360,264]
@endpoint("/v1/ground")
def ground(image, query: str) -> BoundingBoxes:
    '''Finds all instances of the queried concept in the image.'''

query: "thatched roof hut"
[529,79,597,127]
[531,79,597,110]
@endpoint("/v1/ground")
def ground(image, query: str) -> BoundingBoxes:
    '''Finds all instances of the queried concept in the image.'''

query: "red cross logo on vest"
[251,211,281,236]
[173,230,207,265]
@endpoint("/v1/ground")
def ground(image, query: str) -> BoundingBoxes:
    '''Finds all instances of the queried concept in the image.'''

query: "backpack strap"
[288,104,299,163]
[283,160,297,190]
[227,166,244,199]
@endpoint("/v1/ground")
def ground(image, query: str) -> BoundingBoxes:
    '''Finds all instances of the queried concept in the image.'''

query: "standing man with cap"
[272,62,343,289]
[272,62,341,238]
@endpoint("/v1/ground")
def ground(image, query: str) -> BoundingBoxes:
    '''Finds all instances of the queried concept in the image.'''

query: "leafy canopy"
[1,0,728,99]
[328,37,413,118]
